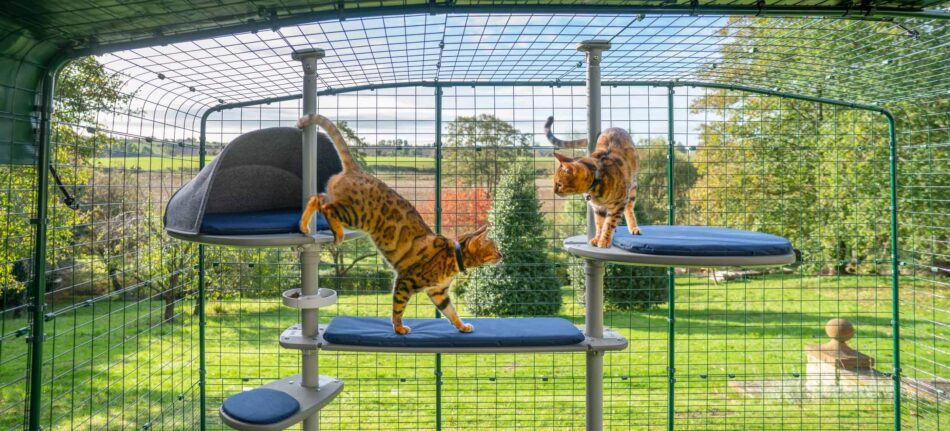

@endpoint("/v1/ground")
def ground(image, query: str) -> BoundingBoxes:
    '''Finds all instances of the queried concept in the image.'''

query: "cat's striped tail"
[297,114,360,172]
[544,116,588,148]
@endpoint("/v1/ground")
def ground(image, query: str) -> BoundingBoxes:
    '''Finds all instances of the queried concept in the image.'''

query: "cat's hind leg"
[315,196,346,244]
[299,195,321,235]
[426,286,472,332]
[392,278,415,335]
[624,194,641,235]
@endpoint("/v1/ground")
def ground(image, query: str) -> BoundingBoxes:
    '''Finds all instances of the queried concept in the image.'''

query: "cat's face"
[459,224,503,267]
[552,153,593,197]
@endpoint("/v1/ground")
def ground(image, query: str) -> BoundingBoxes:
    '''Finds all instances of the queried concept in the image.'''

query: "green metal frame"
[187,78,901,431]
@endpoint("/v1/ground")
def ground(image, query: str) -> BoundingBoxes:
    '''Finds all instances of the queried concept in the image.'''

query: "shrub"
[462,162,562,316]
[569,264,668,311]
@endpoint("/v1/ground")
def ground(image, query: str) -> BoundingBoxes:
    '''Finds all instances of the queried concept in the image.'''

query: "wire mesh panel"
[679,87,898,430]
[893,99,949,430]
[2,9,948,431]
[0,59,203,430]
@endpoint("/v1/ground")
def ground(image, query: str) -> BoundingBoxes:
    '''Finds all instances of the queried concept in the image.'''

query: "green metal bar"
[665,85,676,431]
[27,54,70,431]
[885,112,901,430]
[68,4,950,57]
[433,85,443,431]
[197,112,209,431]
[205,79,890,117]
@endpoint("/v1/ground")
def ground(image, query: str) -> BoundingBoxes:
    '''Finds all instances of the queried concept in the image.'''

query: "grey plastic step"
[563,235,796,268]
[279,323,627,353]
[219,374,343,431]
[167,229,362,247]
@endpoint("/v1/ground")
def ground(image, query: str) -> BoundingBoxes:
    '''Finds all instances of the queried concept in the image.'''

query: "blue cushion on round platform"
[612,225,793,257]
[222,388,300,425]
[200,209,329,235]
[324,317,586,348]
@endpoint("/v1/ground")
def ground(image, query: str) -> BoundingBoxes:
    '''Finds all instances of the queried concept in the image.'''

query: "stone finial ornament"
[806,318,873,370]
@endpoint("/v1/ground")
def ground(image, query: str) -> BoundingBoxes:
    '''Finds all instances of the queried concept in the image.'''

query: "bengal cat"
[298,114,502,335]
[546,116,641,248]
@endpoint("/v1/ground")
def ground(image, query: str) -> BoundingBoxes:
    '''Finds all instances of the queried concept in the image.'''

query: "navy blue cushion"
[324,317,586,348]
[612,225,793,257]
[222,388,300,425]
[200,209,329,235]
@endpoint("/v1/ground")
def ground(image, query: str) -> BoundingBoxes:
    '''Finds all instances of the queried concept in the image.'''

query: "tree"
[0,57,127,312]
[417,187,492,238]
[686,17,949,274]
[443,114,531,197]
[462,162,561,316]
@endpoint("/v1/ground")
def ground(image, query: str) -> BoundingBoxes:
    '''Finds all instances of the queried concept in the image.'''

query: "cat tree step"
[282,287,337,309]
[278,319,628,353]
[219,374,343,431]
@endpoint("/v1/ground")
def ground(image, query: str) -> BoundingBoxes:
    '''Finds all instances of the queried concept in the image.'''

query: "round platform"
[564,225,796,268]
[167,229,363,247]
[222,388,300,425]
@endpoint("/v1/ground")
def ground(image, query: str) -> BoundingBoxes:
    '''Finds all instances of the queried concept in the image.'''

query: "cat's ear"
[458,224,489,244]
[553,152,574,165]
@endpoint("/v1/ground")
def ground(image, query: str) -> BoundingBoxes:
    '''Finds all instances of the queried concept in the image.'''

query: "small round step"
[222,388,300,425]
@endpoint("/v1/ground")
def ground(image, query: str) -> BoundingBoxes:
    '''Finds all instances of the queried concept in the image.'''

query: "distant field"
[96,155,437,172]
[94,155,551,173]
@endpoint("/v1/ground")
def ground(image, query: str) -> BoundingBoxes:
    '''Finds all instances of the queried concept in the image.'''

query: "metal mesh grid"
[0,58,203,430]
[99,14,950,110]
[1,8,947,431]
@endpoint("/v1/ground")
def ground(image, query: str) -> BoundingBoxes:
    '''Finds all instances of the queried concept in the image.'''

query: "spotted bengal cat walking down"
[546,116,641,248]
[298,114,502,335]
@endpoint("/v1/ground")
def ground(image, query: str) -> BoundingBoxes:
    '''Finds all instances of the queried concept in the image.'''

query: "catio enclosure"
[1,1,949,431]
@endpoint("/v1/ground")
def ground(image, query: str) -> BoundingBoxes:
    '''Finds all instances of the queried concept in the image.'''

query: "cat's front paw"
[628,225,641,235]
[458,323,474,333]
[589,237,600,246]
[595,238,612,248]
[394,325,412,335]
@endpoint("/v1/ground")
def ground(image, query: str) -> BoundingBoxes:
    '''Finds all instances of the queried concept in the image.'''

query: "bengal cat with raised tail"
[545,116,641,248]
[298,114,502,335]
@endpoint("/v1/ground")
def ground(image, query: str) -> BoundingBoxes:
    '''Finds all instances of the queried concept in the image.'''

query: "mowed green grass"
[2,275,945,430]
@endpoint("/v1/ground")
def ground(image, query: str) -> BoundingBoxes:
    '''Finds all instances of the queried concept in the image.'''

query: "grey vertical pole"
[577,39,610,431]
[293,48,325,431]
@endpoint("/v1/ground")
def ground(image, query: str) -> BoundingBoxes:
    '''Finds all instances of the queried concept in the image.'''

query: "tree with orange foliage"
[419,186,491,237]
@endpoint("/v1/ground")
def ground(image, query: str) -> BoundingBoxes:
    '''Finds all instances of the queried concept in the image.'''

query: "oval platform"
[564,225,796,268]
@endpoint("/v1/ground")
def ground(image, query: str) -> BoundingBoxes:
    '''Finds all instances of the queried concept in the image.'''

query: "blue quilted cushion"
[612,225,793,257]
[200,209,329,235]
[324,317,586,348]
[222,388,300,425]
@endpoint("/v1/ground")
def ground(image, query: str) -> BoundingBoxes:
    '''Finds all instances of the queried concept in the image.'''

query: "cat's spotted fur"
[546,116,641,248]
[298,114,502,334]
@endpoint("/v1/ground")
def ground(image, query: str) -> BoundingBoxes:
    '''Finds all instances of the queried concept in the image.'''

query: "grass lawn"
[2,274,945,430]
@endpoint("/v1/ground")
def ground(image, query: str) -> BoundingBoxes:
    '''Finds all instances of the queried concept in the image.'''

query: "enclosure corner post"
[578,39,611,431]
[884,110,901,431]
[197,112,210,431]
[666,85,676,431]
[433,84,443,431]
[294,47,327,431]
[27,54,70,431]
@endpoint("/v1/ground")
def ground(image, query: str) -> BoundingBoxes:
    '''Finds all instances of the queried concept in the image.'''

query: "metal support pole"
[578,39,610,431]
[27,56,69,431]
[293,47,326,431]
[885,112,901,431]
[198,115,209,431]
[433,85,443,431]
[665,86,676,431]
